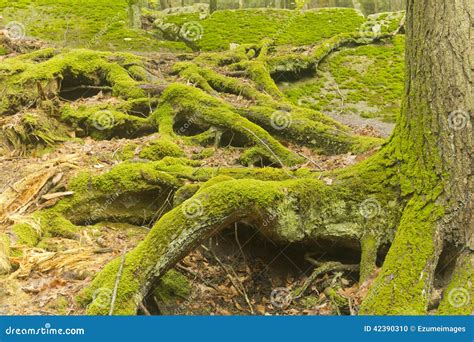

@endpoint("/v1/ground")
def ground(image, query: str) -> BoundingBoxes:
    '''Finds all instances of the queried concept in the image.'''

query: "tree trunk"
[360,0,472,314]
[159,0,169,10]
[210,0,217,13]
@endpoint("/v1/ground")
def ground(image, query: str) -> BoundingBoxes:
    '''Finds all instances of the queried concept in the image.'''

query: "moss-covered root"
[78,174,390,315]
[78,178,286,314]
[153,83,303,166]
[0,48,151,115]
[360,196,444,314]
[359,233,379,283]
[437,251,474,315]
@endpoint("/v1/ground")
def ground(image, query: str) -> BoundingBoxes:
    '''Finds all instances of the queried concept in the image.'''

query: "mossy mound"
[0,0,186,51]
[281,35,405,122]
[157,8,365,51]
[0,48,151,115]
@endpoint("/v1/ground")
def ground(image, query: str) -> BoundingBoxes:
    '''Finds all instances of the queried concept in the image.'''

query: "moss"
[281,35,405,123]
[153,269,191,303]
[191,147,215,160]
[0,49,149,115]
[359,233,379,282]
[325,287,348,312]
[10,210,79,247]
[173,184,200,207]
[68,162,181,195]
[437,253,474,315]
[153,83,303,166]
[119,143,139,160]
[162,8,365,51]
[139,139,184,161]
[360,197,443,314]
[12,222,41,246]
[45,295,69,314]
[300,295,321,308]
[1,107,71,153]
[0,0,180,52]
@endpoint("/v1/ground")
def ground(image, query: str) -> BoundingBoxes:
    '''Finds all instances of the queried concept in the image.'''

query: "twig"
[176,264,220,291]
[296,152,324,171]
[109,250,127,315]
[60,85,112,93]
[292,261,358,299]
[138,302,151,316]
[234,223,248,269]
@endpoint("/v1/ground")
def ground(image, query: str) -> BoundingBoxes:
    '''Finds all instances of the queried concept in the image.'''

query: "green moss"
[119,143,139,160]
[0,109,70,152]
[191,147,215,160]
[282,35,405,122]
[173,184,200,207]
[300,295,321,308]
[437,254,474,315]
[162,8,365,51]
[359,233,379,282]
[360,197,443,314]
[139,139,184,160]
[10,209,79,247]
[45,295,70,314]
[12,222,41,246]
[0,0,181,52]
[153,83,303,166]
[61,104,154,140]
[153,269,191,303]
[0,48,151,115]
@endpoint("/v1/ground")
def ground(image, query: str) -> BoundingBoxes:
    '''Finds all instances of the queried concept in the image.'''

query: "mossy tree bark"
[360,0,472,314]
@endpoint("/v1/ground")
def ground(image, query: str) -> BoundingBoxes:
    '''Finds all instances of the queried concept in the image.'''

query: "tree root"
[77,149,402,314]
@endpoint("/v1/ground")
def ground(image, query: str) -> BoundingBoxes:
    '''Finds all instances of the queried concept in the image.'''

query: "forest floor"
[0,4,404,315]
